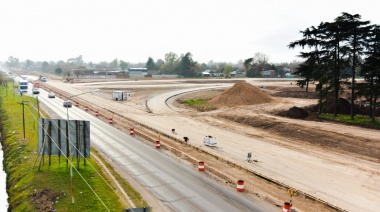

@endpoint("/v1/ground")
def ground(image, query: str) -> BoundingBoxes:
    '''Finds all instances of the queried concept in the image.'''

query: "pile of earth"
[277,106,309,119]
[209,82,272,107]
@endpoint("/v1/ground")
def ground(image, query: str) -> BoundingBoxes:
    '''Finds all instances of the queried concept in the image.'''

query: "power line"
[23,100,130,211]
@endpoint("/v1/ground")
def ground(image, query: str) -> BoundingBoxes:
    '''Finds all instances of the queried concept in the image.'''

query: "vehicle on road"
[32,82,40,94]
[32,88,40,94]
[203,135,218,147]
[63,100,72,107]
[40,77,47,82]
[18,79,28,93]
[48,92,55,98]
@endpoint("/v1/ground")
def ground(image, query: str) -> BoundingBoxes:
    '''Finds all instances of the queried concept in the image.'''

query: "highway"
[29,85,278,211]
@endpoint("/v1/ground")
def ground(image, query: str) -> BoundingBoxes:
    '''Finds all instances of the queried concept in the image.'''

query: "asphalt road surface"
[33,86,278,212]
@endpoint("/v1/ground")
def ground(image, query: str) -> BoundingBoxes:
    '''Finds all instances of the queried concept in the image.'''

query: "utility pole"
[66,88,99,204]
[18,100,29,144]
[37,96,40,119]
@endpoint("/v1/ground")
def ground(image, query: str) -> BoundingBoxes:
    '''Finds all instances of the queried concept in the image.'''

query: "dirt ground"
[36,76,380,212]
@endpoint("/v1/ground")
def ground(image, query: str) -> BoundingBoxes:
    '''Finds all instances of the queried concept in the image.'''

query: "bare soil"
[38,77,380,212]
[30,188,62,212]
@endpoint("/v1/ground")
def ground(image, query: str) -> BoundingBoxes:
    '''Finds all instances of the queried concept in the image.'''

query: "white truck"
[112,91,131,101]
[203,135,218,147]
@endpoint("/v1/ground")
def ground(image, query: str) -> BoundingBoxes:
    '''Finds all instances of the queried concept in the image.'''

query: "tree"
[42,61,49,73]
[67,55,84,68]
[155,59,164,70]
[338,12,371,120]
[120,60,129,71]
[244,52,270,77]
[178,52,197,77]
[162,52,179,74]
[244,58,255,77]
[109,58,118,69]
[25,59,34,71]
[6,56,19,68]
[223,65,233,78]
[55,68,63,75]
[360,24,380,120]
[146,57,156,70]
[200,63,209,71]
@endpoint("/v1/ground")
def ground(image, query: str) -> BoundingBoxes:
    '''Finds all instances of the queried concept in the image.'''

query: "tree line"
[3,52,301,79]
[289,12,380,121]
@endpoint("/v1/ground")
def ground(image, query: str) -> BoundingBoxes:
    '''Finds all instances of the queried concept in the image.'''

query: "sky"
[1,0,379,65]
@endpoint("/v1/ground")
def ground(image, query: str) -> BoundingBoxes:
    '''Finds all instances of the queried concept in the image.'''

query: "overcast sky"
[1,0,379,65]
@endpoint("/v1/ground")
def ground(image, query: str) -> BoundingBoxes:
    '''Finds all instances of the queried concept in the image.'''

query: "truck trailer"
[112,91,131,101]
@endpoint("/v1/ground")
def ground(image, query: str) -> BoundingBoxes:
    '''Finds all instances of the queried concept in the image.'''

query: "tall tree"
[25,59,34,71]
[223,65,233,78]
[55,67,63,75]
[163,52,179,74]
[120,60,129,71]
[109,58,118,69]
[339,12,371,120]
[146,57,156,70]
[155,59,164,70]
[360,25,380,120]
[42,61,49,73]
[178,52,197,77]
[6,56,19,68]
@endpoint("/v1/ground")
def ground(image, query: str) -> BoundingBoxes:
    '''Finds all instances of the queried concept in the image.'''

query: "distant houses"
[128,68,148,78]
[70,67,296,79]
[261,70,276,77]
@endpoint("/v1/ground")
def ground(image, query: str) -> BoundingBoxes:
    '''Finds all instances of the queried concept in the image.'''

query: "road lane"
[35,87,278,212]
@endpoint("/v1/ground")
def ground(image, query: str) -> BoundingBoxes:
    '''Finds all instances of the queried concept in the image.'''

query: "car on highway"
[32,88,40,94]
[48,92,56,98]
[63,100,72,107]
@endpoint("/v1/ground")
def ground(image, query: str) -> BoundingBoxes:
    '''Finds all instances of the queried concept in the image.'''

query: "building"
[261,70,276,77]
[128,68,148,78]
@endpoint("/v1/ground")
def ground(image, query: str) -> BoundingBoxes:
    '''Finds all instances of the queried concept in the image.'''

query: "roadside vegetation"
[319,113,380,129]
[0,81,147,211]
[181,98,215,111]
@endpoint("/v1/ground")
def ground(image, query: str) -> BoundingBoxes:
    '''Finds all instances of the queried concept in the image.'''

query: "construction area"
[39,77,380,212]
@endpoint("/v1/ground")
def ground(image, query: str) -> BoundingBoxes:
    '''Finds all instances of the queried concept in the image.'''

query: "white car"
[32,88,40,94]
[48,92,55,98]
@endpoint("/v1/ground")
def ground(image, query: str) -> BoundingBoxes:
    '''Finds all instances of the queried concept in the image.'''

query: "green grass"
[182,98,215,111]
[319,113,380,128]
[0,82,147,211]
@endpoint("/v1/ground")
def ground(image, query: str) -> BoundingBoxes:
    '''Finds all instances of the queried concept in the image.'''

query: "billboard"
[37,118,90,158]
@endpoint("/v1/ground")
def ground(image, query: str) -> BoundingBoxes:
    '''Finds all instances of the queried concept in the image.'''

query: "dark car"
[63,100,72,108]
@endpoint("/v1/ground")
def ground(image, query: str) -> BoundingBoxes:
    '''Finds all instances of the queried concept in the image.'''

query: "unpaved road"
[43,77,380,212]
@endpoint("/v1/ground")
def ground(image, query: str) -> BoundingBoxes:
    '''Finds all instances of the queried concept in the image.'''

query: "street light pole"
[66,89,99,204]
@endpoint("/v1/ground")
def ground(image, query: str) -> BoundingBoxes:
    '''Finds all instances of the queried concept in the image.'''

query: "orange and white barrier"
[155,140,161,148]
[198,161,205,171]
[95,111,99,116]
[85,106,89,111]
[108,117,113,124]
[75,102,79,107]
[236,180,245,192]
[283,202,291,212]
[129,128,134,135]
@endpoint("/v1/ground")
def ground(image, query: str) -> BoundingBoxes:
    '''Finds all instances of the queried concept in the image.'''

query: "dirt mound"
[209,82,272,107]
[278,106,309,119]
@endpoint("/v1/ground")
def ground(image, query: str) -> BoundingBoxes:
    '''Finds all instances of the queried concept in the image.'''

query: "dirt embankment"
[219,114,380,161]
[209,82,272,107]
